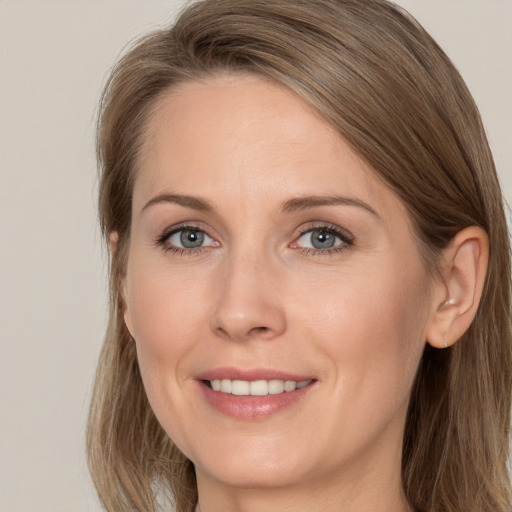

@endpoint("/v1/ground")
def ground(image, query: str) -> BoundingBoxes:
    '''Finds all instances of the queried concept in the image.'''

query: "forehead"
[134,74,405,220]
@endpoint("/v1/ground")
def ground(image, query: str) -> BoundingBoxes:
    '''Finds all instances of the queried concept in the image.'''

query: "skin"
[121,75,485,512]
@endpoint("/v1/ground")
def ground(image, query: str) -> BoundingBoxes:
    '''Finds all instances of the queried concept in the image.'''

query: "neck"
[196,486,411,512]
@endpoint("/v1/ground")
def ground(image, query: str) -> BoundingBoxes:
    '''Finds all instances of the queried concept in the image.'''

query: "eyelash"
[155,222,355,256]
[155,223,214,255]
[293,222,355,256]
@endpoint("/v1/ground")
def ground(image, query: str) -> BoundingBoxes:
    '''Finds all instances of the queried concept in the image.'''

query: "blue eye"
[158,227,217,252]
[292,225,354,254]
[298,229,342,250]
[170,229,209,248]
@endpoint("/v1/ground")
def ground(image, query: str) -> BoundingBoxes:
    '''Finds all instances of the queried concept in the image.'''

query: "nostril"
[250,326,269,334]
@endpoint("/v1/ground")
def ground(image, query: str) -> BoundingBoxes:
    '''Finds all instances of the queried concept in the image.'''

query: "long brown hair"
[87,1,512,511]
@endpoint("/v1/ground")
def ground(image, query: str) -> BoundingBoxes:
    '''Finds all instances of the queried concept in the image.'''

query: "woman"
[87,1,512,511]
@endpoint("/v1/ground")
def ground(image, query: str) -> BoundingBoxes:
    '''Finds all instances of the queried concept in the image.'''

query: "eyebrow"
[281,195,380,218]
[141,192,379,218]
[142,193,214,213]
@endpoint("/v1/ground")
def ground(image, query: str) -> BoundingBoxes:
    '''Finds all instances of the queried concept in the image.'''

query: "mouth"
[204,378,314,396]
[197,370,317,419]
[195,367,317,419]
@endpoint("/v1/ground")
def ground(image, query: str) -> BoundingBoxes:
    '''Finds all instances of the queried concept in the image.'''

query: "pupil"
[180,230,204,248]
[311,230,335,249]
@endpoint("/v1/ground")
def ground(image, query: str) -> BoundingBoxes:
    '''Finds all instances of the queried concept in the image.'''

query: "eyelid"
[292,222,354,243]
[155,222,220,251]
[289,222,355,254]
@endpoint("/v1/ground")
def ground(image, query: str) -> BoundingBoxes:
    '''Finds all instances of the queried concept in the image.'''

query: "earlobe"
[427,226,489,349]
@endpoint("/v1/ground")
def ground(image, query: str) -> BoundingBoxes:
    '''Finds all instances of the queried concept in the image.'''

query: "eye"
[299,229,340,250]
[290,224,354,255]
[157,226,219,252]
[169,229,212,249]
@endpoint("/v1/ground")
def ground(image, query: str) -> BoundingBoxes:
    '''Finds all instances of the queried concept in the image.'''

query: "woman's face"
[123,75,436,495]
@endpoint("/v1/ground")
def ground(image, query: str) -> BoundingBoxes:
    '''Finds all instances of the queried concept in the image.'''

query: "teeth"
[284,380,297,392]
[250,380,269,396]
[220,379,232,393]
[209,379,312,396]
[231,380,250,396]
[268,380,285,394]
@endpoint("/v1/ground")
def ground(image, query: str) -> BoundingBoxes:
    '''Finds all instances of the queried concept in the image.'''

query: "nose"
[210,250,287,342]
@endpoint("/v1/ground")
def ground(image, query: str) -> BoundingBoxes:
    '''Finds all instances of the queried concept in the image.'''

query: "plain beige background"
[0,1,510,511]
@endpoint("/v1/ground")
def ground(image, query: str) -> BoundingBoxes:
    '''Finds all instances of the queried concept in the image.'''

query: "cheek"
[297,257,430,411]
[123,258,210,447]
[125,255,205,349]
[299,255,429,339]
[123,253,210,404]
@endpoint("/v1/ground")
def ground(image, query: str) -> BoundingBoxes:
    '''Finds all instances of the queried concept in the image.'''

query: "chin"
[188,435,316,489]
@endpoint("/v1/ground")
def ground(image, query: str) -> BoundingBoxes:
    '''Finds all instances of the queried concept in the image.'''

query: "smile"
[209,379,313,396]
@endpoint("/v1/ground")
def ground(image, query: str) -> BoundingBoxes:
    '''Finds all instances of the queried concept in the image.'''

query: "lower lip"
[199,381,315,420]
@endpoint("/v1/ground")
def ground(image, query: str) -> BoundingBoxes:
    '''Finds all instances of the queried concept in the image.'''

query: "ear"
[426,226,489,349]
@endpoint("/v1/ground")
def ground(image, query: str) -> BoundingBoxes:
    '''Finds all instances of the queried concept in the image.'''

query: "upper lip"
[196,367,315,382]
